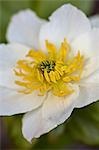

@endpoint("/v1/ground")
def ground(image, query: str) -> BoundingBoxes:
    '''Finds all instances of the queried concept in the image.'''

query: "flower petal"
[6,9,46,49]
[22,84,79,142]
[0,86,46,116]
[39,4,91,50]
[71,28,99,78]
[0,43,30,89]
[22,107,45,142]
[42,84,79,125]
[76,69,99,108]
[90,14,99,28]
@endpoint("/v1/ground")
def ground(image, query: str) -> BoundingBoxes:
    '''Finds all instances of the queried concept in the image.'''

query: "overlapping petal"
[22,84,79,142]
[39,4,91,50]
[71,28,99,78]
[76,70,99,108]
[7,9,46,49]
[0,87,46,115]
[90,14,99,28]
[0,43,30,89]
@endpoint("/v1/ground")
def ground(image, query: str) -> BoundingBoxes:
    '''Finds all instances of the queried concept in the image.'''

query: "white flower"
[0,4,99,142]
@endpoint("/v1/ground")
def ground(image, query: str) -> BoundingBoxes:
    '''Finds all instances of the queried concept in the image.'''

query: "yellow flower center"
[14,39,84,97]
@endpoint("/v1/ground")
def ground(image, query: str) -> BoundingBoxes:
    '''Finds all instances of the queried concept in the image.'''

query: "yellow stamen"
[49,71,56,83]
[46,40,57,59]
[58,39,70,62]
[44,69,50,83]
[36,69,44,83]
[14,39,84,97]
[27,49,47,62]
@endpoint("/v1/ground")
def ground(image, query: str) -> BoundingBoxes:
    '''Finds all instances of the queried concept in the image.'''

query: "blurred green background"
[0,0,99,149]
[0,0,95,43]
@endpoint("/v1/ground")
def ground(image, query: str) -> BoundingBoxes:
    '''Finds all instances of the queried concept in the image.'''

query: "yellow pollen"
[14,39,84,97]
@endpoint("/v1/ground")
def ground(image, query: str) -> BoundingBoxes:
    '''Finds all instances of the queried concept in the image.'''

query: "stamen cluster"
[14,39,84,96]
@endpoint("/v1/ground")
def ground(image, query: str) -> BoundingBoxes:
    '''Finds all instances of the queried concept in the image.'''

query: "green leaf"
[4,115,36,149]
[0,0,93,42]
[0,0,38,43]
[33,124,74,149]
[4,101,99,149]
[36,0,94,18]
[33,102,99,148]
[66,101,99,145]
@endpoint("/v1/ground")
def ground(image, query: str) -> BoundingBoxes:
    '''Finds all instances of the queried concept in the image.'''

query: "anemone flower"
[0,4,99,142]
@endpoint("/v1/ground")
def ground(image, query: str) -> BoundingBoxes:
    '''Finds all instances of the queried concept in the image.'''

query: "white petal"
[42,84,79,125]
[0,86,46,116]
[7,9,46,49]
[90,14,99,28]
[39,4,91,50]
[22,84,79,142]
[22,108,45,142]
[76,69,99,108]
[0,43,30,89]
[71,28,99,77]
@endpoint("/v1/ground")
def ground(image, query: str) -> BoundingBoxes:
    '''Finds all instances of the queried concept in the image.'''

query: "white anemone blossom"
[0,4,99,142]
